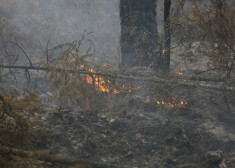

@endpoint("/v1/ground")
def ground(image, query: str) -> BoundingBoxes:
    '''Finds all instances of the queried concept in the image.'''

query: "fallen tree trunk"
[0,64,235,92]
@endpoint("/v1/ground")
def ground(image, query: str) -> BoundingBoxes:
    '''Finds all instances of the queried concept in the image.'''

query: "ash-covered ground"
[2,87,234,168]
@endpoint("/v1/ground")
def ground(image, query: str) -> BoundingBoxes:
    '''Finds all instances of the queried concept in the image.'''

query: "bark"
[157,0,171,72]
[120,0,158,68]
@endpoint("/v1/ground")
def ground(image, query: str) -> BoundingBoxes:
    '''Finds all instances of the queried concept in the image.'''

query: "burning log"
[83,67,131,94]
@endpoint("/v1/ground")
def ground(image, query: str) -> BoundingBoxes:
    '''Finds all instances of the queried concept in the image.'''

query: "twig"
[4,41,33,67]
[9,68,17,85]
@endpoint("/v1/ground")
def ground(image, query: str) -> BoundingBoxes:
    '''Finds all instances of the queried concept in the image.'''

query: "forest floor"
[1,39,235,167]
[1,91,235,168]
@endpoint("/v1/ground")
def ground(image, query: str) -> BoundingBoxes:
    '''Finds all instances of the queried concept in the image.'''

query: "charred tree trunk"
[120,0,158,68]
[164,0,171,72]
[157,0,171,73]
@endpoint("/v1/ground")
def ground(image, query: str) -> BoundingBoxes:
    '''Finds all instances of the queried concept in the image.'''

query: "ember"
[175,72,183,75]
[147,96,187,108]
[162,49,169,54]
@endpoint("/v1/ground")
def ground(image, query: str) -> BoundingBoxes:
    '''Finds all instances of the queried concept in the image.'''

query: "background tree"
[188,0,235,78]
[119,0,158,68]
[156,0,172,72]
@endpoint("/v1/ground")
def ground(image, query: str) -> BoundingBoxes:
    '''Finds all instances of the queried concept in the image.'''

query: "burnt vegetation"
[0,0,235,168]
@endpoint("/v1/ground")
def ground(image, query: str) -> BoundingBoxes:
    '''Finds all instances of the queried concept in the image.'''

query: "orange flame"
[150,97,187,108]
[83,67,130,94]
[175,72,183,75]
[82,66,187,107]
[162,49,169,54]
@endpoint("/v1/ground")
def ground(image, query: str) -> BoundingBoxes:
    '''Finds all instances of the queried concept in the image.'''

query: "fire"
[162,49,169,54]
[82,65,187,107]
[180,100,187,106]
[83,67,130,94]
[147,97,187,108]
[175,72,183,75]
[168,103,174,108]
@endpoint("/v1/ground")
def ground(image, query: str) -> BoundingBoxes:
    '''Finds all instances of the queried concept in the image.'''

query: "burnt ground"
[0,77,235,168]
[2,92,234,168]
[42,99,235,168]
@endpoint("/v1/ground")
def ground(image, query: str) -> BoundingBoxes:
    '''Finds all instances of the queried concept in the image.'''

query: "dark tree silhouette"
[158,0,171,72]
[119,0,158,68]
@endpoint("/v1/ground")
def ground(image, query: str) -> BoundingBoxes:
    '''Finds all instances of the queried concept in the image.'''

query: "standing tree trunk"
[164,0,171,72]
[120,0,158,68]
[157,0,171,72]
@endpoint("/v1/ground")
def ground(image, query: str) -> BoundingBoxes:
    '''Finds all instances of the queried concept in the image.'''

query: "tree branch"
[0,64,234,92]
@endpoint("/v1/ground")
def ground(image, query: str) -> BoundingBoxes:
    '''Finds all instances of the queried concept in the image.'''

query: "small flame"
[180,100,187,106]
[162,49,169,54]
[181,100,184,105]
[83,67,130,94]
[82,66,187,107]
[168,103,174,108]
[150,97,187,108]
[175,72,183,75]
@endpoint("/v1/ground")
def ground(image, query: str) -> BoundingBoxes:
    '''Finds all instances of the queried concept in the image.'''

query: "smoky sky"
[1,0,120,64]
[2,0,233,65]
[1,0,184,64]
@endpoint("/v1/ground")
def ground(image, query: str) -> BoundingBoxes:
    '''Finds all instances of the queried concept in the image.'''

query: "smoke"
[0,0,120,64]
[3,0,219,65]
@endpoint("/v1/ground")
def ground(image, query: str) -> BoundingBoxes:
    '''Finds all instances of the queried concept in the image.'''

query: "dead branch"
[0,64,235,92]
[4,41,33,67]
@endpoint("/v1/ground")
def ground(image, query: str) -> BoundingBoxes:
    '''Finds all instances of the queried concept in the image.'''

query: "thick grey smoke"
[1,0,207,65]
[1,0,120,64]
